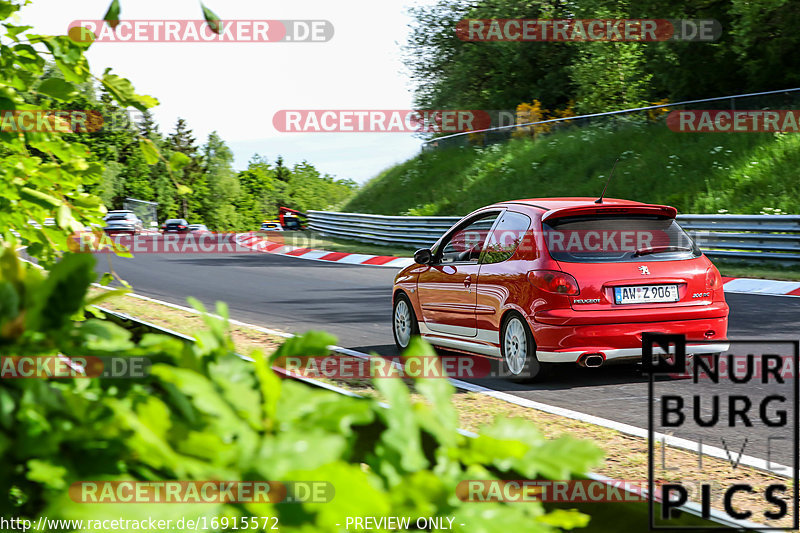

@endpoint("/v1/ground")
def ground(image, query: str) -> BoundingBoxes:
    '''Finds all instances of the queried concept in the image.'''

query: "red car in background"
[392,198,729,380]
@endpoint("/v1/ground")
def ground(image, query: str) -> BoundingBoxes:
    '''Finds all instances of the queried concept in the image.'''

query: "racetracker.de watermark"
[456,480,649,502]
[272,110,492,133]
[456,19,721,42]
[667,110,800,132]
[274,354,504,379]
[71,232,265,254]
[67,20,333,43]
[0,356,150,379]
[0,110,103,133]
[70,481,333,504]
[73,228,709,258]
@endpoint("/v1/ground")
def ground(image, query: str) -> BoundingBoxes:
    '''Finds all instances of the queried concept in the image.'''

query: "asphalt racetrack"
[100,251,800,467]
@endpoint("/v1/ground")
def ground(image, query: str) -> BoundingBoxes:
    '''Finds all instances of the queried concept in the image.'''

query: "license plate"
[614,284,679,305]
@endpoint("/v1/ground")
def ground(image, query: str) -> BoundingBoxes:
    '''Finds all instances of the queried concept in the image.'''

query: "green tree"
[202,131,240,230]
[286,161,357,212]
[405,0,800,117]
[167,118,207,221]
[234,154,286,229]
[274,154,290,182]
[405,0,577,114]
[136,110,177,220]
[728,0,800,91]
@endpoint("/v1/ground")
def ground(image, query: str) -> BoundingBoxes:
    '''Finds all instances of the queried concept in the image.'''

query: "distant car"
[392,197,729,380]
[260,222,284,232]
[163,219,191,233]
[188,224,210,233]
[103,210,143,235]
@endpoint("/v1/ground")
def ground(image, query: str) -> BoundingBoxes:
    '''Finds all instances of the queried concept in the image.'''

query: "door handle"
[463,276,472,288]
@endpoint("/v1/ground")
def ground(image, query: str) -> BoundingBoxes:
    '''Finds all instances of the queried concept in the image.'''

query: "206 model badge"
[638,265,650,275]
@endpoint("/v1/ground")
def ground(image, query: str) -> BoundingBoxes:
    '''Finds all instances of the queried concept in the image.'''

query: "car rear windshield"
[542,215,701,263]
[107,213,134,220]
[166,219,186,224]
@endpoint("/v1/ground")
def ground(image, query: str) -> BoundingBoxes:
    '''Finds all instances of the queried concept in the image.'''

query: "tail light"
[528,270,580,295]
[178,225,187,229]
[705,267,721,289]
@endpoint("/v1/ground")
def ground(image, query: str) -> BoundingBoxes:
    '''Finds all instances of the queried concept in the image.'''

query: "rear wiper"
[633,245,693,257]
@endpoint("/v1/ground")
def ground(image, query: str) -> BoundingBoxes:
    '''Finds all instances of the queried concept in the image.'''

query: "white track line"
[724,278,800,296]
[95,285,793,478]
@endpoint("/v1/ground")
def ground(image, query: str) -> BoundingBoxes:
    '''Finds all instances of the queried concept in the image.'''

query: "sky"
[17,0,435,182]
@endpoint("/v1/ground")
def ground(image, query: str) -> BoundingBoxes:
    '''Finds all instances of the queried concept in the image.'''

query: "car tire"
[500,313,545,381]
[392,293,419,352]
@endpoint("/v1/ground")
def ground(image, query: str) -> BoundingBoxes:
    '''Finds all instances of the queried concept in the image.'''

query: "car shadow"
[350,344,683,390]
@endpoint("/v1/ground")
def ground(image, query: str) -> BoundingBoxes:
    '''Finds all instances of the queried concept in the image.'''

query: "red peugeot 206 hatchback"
[392,198,729,379]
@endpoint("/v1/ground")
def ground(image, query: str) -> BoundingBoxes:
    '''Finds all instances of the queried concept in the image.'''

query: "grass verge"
[715,261,800,281]
[344,121,800,217]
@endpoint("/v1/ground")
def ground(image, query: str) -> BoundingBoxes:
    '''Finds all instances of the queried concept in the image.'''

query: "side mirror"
[414,248,433,265]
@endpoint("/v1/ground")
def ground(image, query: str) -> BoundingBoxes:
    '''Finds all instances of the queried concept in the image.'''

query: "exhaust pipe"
[578,353,605,368]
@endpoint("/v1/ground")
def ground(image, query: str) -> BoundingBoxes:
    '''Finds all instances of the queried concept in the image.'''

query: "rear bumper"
[530,315,729,363]
[533,302,729,325]
[537,342,730,363]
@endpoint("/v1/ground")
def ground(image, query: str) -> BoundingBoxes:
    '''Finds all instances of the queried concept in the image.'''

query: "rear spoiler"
[541,204,677,222]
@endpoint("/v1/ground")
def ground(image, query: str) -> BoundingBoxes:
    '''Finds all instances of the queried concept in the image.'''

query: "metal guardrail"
[308,210,462,248]
[308,210,800,263]
[679,214,800,262]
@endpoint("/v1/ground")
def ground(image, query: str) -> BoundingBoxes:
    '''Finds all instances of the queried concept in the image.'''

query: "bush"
[0,247,603,531]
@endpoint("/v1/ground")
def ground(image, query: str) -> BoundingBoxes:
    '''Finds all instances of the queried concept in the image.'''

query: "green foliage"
[405,0,800,116]
[345,122,800,216]
[201,2,222,34]
[0,1,158,267]
[102,0,121,29]
[0,248,603,530]
[231,155,355,231]
[569,4,653,113]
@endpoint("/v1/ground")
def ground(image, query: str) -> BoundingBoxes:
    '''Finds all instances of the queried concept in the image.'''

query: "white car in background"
[103,210,143,235]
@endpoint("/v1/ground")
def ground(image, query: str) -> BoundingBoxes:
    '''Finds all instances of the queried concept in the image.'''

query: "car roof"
[494,197,649,211]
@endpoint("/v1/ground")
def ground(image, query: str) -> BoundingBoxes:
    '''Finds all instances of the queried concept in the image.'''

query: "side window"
[438,212,499,264]
[481,211,531,264]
